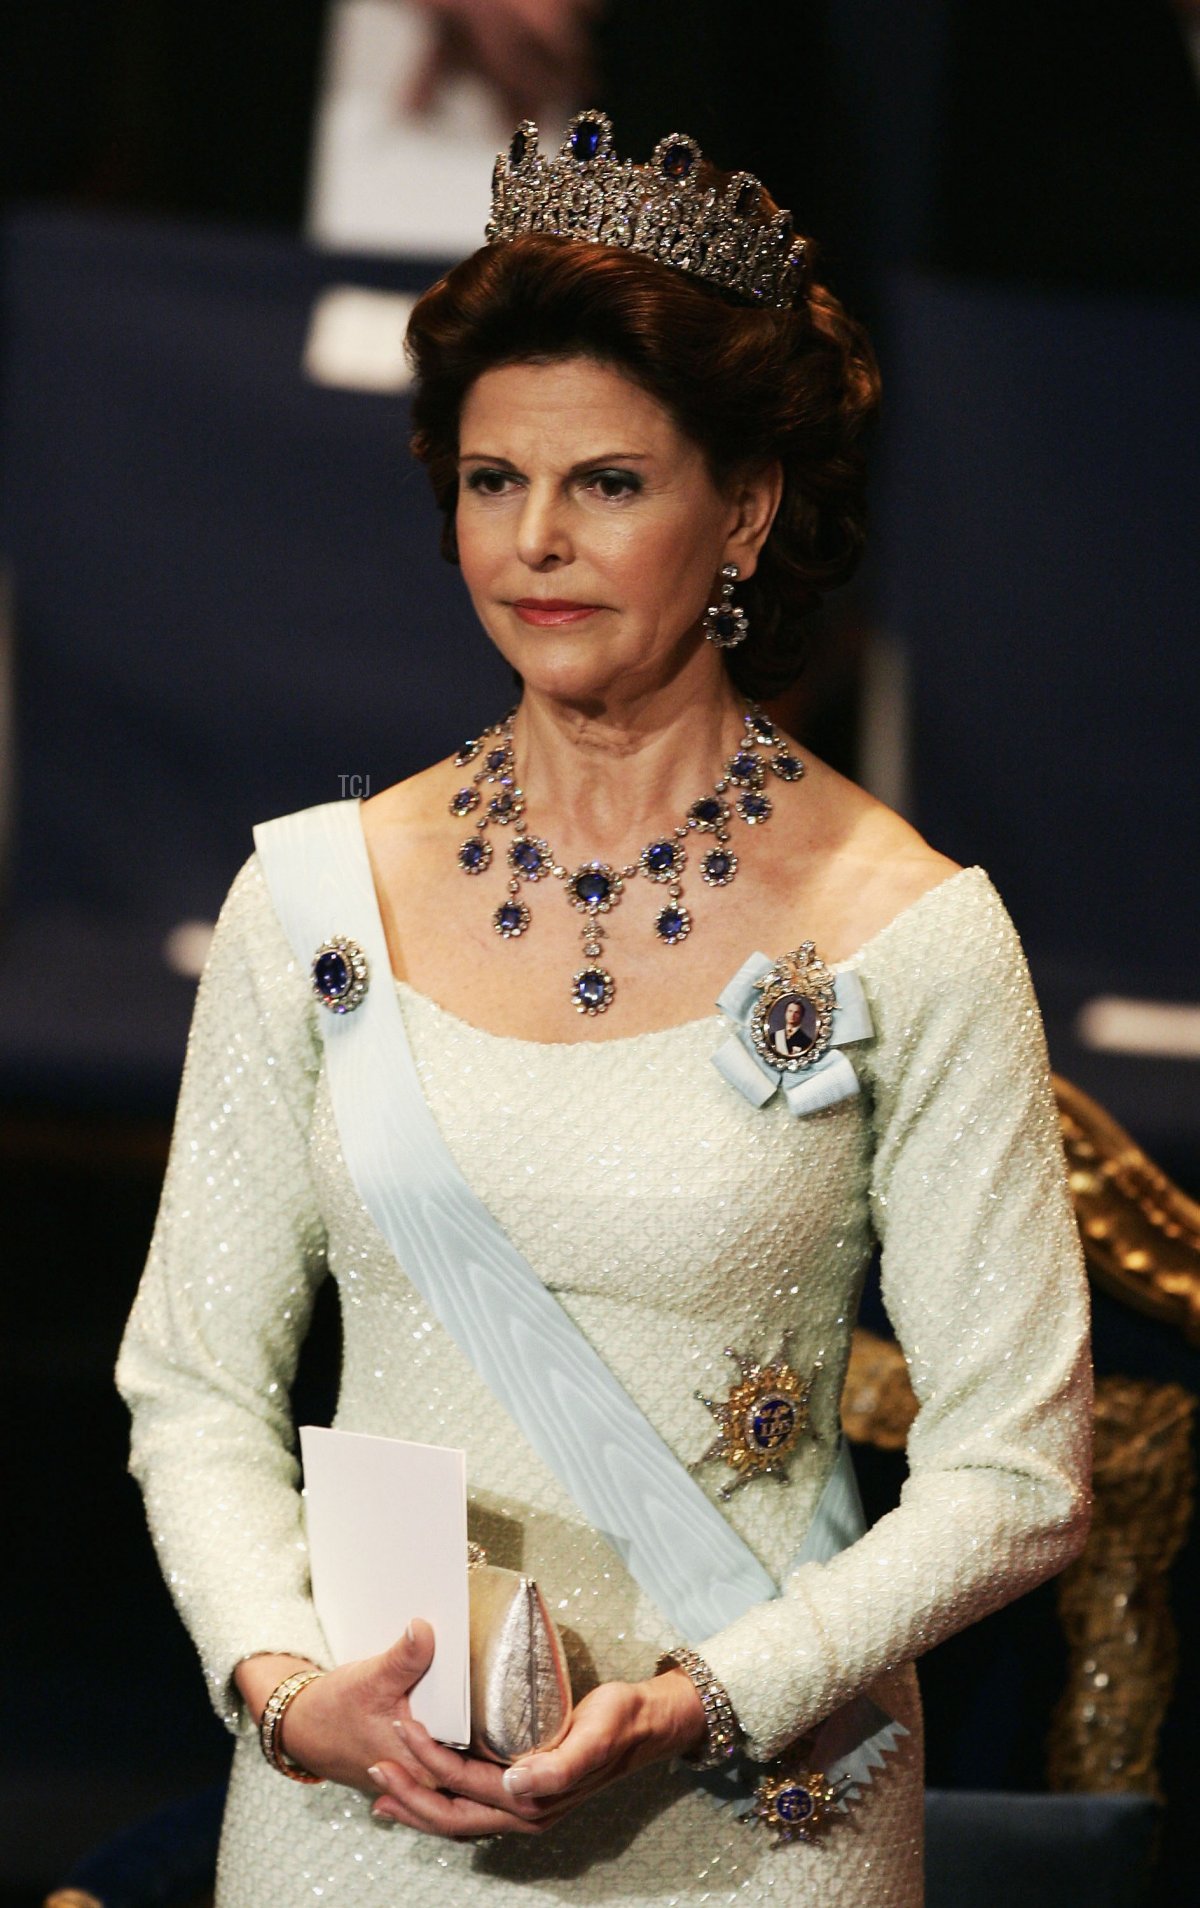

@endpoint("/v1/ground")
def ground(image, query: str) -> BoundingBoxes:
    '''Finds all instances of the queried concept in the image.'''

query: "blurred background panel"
[876,272,1200,1177]
[0,210,511,1111]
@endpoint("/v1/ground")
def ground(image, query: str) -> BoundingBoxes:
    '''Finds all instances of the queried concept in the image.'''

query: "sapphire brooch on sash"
[310,936,369,1014]
[695,1343,817,1500]
[749,1762,847,1844]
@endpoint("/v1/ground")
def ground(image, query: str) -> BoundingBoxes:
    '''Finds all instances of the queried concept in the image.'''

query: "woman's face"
[455,356,777,707]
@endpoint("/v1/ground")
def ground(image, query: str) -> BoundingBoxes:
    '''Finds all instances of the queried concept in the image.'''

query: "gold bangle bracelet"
[259,1667,325,1784]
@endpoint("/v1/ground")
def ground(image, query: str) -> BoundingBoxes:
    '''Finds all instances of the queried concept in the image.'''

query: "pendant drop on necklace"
[451,704,804,1017]
[572,965,616,1014]
[654,902,691,945]
[493,899,530,938]
[561,861,623,1012]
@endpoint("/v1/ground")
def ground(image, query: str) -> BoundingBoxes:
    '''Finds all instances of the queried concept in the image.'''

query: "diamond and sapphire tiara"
[486,109,808,313]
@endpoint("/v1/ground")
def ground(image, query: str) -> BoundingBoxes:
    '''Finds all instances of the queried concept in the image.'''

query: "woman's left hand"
[369,1668,705,1837]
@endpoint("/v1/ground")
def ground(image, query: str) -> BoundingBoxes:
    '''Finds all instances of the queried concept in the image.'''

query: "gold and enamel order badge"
[695,1342,817,1500]
[749,1763,847,1844]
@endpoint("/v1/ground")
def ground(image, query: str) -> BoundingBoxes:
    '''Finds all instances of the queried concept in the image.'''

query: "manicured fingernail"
[367,1764,385,1785]
[503,1766,532,1796]
[393,1718,409,1743]
[405,1621,415,1642]
[371,1801,393,1823]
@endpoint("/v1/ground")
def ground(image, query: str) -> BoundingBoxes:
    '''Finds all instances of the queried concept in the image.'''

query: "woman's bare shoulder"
[361,757,458,855]
[793,754,963,959]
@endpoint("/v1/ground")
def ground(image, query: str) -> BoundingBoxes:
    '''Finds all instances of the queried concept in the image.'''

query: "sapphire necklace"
[450,706,804,1017]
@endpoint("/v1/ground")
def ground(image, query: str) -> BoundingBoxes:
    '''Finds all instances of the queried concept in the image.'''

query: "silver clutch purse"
[467,1542,573,1764]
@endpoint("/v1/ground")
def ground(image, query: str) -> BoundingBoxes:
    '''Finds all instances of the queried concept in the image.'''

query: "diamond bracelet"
[259,1667,325,1784]
[658,1646,742,1768]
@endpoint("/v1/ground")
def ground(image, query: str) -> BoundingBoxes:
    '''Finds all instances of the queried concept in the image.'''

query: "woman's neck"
[511,676,747,863]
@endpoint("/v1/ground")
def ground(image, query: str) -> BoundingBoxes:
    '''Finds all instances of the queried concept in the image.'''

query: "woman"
[117,113,1092,1907]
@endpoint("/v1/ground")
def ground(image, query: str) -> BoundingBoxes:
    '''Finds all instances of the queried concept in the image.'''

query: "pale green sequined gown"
[117,853,1092,1907]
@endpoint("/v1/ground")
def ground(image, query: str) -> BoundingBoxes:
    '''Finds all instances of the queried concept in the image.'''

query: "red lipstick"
[511,599,602,626]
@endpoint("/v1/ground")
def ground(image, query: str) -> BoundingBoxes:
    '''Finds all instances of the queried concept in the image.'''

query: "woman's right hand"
[235,1622,437,1793]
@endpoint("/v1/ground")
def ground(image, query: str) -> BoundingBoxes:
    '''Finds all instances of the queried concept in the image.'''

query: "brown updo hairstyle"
[405,173,879,698]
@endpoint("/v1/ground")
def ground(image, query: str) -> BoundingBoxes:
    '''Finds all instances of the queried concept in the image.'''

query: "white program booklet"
[299,1425,470,1746]
[307,0,501,257]
[307,1,570,258]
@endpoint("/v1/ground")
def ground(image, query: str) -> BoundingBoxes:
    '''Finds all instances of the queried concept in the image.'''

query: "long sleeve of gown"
[116,855,331,1728]
[699,871,1093,1763]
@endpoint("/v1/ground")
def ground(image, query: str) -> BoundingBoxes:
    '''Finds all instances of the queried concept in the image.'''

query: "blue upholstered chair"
[46,1787,225,1908]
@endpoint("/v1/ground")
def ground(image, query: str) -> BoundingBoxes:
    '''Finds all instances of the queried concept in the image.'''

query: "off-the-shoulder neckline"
[392,864,988,1053]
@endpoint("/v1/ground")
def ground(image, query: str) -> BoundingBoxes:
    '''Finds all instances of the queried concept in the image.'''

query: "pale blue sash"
[254,801,905,1788]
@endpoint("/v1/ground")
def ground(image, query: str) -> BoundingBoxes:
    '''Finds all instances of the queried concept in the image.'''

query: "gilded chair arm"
[1054,1073,1200,1347]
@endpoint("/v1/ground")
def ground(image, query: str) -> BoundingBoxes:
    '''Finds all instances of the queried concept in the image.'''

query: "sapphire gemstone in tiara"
[661,140,694,181]
[570,118,604,163]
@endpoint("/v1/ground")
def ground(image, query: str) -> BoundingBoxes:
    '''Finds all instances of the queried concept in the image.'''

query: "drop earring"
[702,564,749,649]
